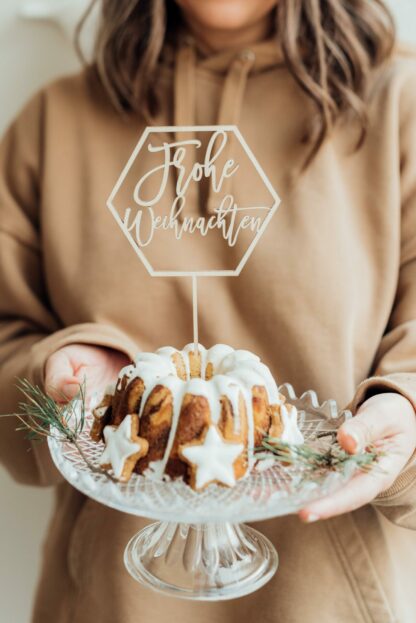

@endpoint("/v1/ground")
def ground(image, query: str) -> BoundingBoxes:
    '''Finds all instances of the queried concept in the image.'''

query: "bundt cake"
[91,344,303,489]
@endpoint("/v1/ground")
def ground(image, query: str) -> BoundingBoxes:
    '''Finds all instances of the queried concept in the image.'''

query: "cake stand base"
[124,521,278,601]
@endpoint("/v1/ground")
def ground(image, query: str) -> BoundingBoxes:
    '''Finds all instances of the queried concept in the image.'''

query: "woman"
[1,0,415,621]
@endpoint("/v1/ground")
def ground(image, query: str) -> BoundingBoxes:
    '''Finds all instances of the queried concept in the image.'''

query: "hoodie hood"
[160,36,284,216]
[171,35,284,125]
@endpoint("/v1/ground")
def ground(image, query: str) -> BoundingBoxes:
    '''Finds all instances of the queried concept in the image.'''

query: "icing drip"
[105,382,116,396]
[181,425,244,489]
[94,406,108,419]
[280,404,304,445]
[99,415,142,479]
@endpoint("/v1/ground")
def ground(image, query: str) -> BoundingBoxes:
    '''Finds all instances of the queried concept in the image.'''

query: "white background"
[0,1,415,621]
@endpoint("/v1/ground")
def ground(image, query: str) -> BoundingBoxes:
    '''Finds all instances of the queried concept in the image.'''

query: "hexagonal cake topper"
[107,125,280,277]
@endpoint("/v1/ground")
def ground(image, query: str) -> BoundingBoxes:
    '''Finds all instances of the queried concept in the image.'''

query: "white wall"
[0,2,415,622]
[387,0,416,44]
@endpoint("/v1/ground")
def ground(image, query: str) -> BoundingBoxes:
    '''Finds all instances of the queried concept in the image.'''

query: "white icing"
[93,406,108,419]
[114,343,303,484]
[99,415,142,479]
[105,382,116,396]
[181,425,244,489]
[89,391,100,411]
[279,404,304,445]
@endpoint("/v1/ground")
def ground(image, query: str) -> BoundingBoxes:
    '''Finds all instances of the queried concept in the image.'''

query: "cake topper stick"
[192,275,198,354]
[107,125,280,350]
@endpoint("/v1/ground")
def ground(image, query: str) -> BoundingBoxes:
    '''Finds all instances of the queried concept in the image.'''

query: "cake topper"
[107,125,280,350]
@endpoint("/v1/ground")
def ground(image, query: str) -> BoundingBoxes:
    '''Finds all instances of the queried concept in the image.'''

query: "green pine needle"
[256,436,382,476]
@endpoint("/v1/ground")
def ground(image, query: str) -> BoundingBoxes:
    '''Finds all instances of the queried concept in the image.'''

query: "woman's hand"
[299,393,416,522]
[44,344,130,404]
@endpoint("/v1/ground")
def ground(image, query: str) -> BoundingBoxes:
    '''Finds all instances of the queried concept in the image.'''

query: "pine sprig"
[257,436,381,476]
[12,378,86,442]
[1,379,117,483]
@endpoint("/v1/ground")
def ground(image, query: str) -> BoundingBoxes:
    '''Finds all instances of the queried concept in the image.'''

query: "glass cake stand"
[48,384,354,601]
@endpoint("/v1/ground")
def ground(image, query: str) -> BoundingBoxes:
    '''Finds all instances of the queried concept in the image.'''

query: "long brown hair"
[77,0,395,164]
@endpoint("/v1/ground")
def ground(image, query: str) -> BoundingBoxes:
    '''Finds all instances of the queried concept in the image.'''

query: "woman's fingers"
[299,442,409,521]
[338,393,416,455]
[299,392,416,522]
[44,344,130,404]
[299,471,381,521]
[45,357,101,404]
[44,349,80,402]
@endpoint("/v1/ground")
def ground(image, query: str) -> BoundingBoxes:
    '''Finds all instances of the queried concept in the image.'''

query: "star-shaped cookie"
[180,425,244,490]
[99,414,148,481]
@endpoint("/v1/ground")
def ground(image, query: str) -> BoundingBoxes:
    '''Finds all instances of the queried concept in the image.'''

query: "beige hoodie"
[1,37,416,622]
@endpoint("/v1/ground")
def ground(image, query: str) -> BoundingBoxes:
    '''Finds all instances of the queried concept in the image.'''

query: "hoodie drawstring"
[173,40,256,217]
[173,42,199,217]
[207,49,255,214]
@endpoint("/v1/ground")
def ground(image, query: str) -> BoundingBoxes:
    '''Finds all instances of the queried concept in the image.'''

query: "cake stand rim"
[47,385,356,525]
[48,432,356,523]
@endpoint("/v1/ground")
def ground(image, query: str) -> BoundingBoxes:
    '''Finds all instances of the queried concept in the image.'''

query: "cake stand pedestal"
[124,521,277,600]
[48,384,353,601]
